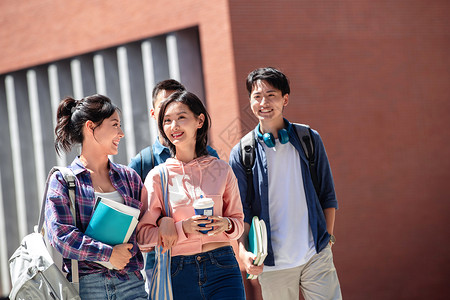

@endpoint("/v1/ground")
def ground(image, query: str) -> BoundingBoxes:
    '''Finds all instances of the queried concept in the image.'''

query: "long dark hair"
[54,94,118,155]
[158,91,211,158]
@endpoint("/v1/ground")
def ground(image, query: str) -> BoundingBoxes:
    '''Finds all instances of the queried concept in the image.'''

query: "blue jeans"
[79,271,148,300]
[171,246,245,300]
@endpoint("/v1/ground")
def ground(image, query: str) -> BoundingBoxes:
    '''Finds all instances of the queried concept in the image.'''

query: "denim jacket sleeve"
[310,128,338,210]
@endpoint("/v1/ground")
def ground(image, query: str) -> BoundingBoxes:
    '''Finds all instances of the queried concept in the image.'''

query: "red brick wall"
[229,1,450,299]
[1,1,449,299]
[0,0,240,158]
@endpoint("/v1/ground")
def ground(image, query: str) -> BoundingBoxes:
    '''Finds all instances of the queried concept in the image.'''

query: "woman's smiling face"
[91,110,124,155]
[162,101,204,150]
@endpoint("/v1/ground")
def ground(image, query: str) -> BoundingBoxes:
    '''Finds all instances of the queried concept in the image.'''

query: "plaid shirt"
[44,157,145,280]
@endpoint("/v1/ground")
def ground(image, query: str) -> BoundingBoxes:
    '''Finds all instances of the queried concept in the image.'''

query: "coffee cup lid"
[193,197,214,209]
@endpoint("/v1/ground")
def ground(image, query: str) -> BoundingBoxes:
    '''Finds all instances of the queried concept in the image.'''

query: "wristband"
[226,217,233,232]
[329,234,336,245]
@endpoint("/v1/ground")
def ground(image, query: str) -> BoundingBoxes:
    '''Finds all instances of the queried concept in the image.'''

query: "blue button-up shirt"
[229,121,338,266]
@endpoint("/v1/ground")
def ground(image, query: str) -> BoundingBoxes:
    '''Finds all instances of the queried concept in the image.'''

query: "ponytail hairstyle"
[54,94,118,155]
[158,91,210,158]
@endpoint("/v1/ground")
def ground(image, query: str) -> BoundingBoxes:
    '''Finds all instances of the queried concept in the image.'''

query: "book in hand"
[247,216,268,280]
[85,196,140,269]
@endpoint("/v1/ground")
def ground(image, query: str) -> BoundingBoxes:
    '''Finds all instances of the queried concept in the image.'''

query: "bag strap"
[293,124,320,197]
[38,167,76,232]
[151,165,173,299]
[240,130,255,205]
[140,146,155,182]
[239,124,320,203]
[57,167,77,221]
[57,167,79,285]
[151,146,155,170]
[37,166,79,284]
[158,166,170,217]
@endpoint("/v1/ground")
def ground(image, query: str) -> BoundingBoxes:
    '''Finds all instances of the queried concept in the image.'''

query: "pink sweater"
[137,155,244,256]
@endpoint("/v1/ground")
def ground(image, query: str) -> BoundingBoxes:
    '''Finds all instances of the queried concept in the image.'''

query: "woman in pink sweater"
[137,91,245,299]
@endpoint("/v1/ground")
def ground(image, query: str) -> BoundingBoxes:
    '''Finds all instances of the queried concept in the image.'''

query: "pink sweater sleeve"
[222,167,244,240]
[137,160,245,255]
[137,168,190,250]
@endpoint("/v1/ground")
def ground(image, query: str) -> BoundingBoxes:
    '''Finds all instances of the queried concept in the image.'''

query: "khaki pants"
[259,245,342,300]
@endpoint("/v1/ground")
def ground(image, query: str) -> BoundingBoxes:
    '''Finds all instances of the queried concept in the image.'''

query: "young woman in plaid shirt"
[45,94,148,299]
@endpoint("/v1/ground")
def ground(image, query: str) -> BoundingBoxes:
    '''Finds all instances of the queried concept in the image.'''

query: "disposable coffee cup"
[193,197,214,234]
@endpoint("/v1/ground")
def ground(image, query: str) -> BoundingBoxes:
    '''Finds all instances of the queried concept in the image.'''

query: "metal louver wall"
[0,26,204,296]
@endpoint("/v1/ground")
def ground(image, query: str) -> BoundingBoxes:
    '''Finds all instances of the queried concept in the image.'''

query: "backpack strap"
[57,167,77,218]
[37,167,76,232]
[140,146,154,182]
[56,167,79,285]
[293,124,320,197]
[240,130,256,205]
[239,124,320,206]
[37,166,79,286]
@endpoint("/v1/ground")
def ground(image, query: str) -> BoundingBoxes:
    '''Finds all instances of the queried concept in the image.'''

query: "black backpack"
[239,124,320,203]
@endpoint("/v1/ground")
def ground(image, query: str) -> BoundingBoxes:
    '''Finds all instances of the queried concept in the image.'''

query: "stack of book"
[85,196,140,269]
[247,216,268,280]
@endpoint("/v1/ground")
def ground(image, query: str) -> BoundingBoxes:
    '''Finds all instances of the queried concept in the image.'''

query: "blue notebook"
[85,196,140,246]
[247,216,267,280]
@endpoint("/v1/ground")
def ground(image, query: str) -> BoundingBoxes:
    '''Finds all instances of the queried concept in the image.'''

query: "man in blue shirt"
[129,79,218,289]
[229,67,342,299]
